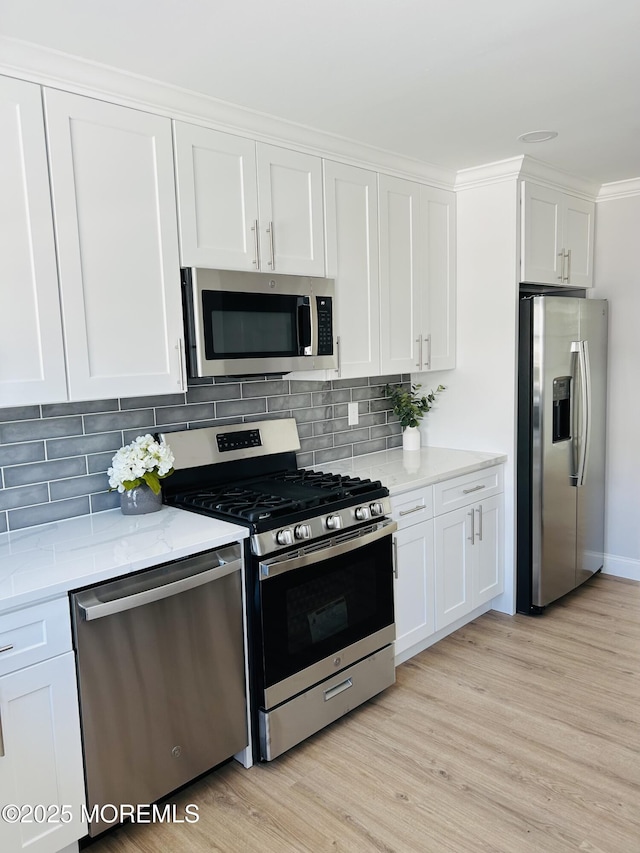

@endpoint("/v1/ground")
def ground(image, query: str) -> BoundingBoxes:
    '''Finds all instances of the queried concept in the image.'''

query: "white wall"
[414,177,520,613]
[593,194,640,580]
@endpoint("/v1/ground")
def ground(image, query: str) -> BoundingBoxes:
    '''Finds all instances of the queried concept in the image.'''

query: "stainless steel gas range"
[160,418,397,762]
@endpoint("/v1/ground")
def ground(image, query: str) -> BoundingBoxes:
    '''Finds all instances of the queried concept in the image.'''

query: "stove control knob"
[326,514,343,530]
[294,524,312,540]
[355,506,371,521]
[369,502,384,516]
[276,528,294,546]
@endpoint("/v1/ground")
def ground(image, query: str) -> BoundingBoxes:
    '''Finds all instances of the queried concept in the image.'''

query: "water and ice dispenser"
[552,376,572,442]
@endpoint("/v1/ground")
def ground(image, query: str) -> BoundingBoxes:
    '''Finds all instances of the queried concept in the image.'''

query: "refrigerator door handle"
[573,340,591,487]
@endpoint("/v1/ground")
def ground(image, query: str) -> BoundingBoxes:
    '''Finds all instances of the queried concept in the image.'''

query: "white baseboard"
[602,553,640,582]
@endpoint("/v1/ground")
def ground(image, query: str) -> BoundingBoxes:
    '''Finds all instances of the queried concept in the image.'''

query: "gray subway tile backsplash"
[0,373,403,532]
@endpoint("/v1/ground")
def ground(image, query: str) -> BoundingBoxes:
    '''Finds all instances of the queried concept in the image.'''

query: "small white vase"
[402,426,421,452]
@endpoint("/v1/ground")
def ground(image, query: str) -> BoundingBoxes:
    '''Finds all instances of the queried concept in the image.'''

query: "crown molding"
[597,177,640,202]
[518,156,600,199]
[0,36,456,189]
[455,157,525,191]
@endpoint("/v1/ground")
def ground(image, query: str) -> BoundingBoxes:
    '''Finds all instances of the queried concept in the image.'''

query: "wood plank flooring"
[87,574,640,853]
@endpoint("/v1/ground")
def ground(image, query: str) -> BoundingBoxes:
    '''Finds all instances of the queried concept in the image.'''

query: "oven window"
[258,535,394,689]
[202,290,299,359]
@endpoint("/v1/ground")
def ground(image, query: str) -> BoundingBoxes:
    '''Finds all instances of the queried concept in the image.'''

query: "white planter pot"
[402,426,421,452]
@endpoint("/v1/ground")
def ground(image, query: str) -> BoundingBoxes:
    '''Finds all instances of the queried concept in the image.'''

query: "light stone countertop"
[317,446,507,495]
[0,506,248,615]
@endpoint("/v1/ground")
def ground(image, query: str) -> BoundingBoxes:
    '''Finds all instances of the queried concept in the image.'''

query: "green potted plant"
[385,383,445,450]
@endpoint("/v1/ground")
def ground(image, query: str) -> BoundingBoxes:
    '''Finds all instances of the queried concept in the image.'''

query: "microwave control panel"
[316,296,333,355]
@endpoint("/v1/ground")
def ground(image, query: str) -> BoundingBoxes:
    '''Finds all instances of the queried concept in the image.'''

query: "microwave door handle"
[297,299,312,355]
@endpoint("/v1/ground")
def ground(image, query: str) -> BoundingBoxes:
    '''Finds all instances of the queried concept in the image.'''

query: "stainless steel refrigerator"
[517,295,608,613]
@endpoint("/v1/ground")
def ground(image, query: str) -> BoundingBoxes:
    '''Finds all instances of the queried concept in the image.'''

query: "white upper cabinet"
[379,175,421,374]
[174,125,325,276]
[521,181,594,288]
[324,161,380,378]
[0,76,67,406]
[256,143,325,276]
[418,185,456,371]
[45,89,185,400]
[379,176,456,375]
[174,123,259,270]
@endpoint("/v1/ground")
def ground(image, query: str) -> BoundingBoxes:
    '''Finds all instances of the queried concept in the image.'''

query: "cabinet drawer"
[433,465,504,515]
[0,598,72,677]
[391,486,434,529]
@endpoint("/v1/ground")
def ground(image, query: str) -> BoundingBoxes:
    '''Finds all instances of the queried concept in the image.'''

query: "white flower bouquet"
[107,434,175,495]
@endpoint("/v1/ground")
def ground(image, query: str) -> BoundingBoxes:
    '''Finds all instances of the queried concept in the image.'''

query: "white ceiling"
[1,0,639,185]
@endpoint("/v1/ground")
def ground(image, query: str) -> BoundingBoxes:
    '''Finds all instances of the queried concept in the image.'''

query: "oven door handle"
[258,519,397,580]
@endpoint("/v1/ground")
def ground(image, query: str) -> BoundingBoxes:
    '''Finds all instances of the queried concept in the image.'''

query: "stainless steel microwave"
[181,268,336,377]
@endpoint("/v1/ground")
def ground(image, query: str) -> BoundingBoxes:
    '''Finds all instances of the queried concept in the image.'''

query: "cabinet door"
[419,185,456,371]
[174,122,259,270]
[0,76,67,406]
[324,161,380,378]
[379,175,420,374]
[256,143,324,276]
[0,653,86,853]
[393,521,435,656]
[521,181,563,285]
[44,89,185,400]
[563,194,594,288]
[434,506,473,630]
[474,495,504,606]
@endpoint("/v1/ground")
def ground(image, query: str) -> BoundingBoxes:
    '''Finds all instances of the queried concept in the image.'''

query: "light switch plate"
[348,402,359,426]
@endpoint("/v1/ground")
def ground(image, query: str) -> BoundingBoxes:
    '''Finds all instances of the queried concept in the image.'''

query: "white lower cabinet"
[392,464,504,661]
[0,601,86,853]
[393,520,435,657]
[434,489,504,631]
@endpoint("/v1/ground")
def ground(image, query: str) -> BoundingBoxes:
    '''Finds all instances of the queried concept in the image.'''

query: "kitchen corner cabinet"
[391,488,435,657]
[379,176,456,375]
[44,89,185,400]
[433,467,504,631]
[521,181,594,288]
[174,123,325,276]
[0,75,67,406]
[324,161,380,378]
[0,600,86,853]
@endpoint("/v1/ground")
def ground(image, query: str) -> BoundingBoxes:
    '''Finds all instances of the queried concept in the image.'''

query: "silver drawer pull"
[399,505,424,517]
[0,644,14,655]
[462,484,486,495]
[0,709,4,757]
[324,678,353,702]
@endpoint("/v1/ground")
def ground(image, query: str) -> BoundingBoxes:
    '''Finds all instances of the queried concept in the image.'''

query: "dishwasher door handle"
[77,558,242,621]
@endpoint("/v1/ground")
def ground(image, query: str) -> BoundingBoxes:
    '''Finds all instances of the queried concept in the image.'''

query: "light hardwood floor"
[88,574,639,853]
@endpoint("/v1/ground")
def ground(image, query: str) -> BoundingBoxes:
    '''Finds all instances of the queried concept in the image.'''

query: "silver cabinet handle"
[77,558,241,621]
[462,484,485,495]
[336,335,341,377]
[251,219,260,267]
[324,677,353,702]
[566,248,572,283]
[468,510,475,545]
[558,250,565,282]
[266,220,275,268]
[476,504,483,541]
[392,537,398,579]
[415,333,422,368]
[176,338,185,390]
[399,505,424,517]
[424,333,431,370]
[0,709,4,758]
[0,644,14,655]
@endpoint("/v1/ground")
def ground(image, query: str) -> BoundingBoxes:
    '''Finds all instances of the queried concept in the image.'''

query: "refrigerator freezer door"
[576,299,608,583]
[532,297,580,607]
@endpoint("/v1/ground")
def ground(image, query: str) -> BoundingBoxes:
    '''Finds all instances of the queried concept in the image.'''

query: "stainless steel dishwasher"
[70,544,247,837]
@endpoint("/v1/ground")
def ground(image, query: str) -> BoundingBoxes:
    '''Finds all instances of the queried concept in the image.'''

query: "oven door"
[257,519,396,709]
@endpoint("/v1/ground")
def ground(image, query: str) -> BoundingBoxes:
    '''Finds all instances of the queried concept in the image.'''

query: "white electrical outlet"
[348,401,359,426]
